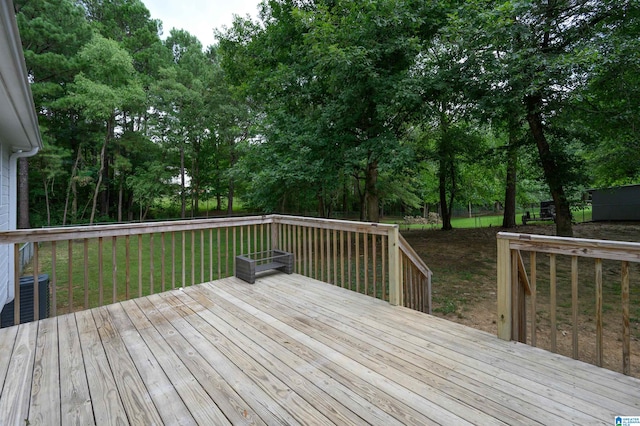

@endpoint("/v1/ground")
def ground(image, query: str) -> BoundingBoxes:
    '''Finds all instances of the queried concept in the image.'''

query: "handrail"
[0,215,274,244]
[0,215,433,325]
[498,232,640,262]
[497,231,638,376]
[399,234,432,314]
[399,234,433,279]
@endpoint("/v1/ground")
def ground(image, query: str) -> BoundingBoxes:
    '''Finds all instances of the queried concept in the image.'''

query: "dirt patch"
[402,222,640,378]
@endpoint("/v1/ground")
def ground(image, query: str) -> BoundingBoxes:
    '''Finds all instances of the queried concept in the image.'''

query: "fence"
[497,232,640,375]
[0,215,432,325]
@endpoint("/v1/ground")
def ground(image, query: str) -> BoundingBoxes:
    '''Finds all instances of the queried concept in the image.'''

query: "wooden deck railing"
[0,215,432,326]
[497,232,640,375]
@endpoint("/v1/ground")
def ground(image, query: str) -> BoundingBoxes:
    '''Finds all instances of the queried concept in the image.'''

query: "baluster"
[550,253,557,352]
[595,258,603,367]
[112,236,117,303]
[51,241,57,317]
[571,255,578,359]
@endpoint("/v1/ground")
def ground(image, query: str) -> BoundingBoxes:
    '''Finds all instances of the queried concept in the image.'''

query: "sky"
[143,0,261,48]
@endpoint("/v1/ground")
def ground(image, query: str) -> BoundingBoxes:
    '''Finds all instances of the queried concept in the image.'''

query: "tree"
[67,34,145,223]
[445,0,631,236]
[575,1,640,186]
[15,0,93,227]
[219,0,442,221]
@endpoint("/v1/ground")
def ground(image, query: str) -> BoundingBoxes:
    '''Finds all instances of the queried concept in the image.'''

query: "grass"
[25,227,394,314]
[26,228,271,313]
[390,206,593,230]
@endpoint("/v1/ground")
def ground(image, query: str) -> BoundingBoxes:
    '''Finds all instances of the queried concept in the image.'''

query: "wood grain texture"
[29,317,60,426]
[58,313,94,426]
[1,273,638,426]
[76,309,128,426]
[0,321,38,426]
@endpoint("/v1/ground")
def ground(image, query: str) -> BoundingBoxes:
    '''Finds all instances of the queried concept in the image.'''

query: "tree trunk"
[227,179,234,215]
[227,139,237,216]
[365,160,379,222]
[43,177,51,227]
[439,157,453,230]
[180,143,186,219]
[317,192,325,218]
[342,177,348,214]
[502,128,518,228]
[18,157,30,229]
[356,176,366,222]
[118,179,123,222]
[99,155,110,218]
[90,117,113,224]
[64,149,82,225]
[526,95,573,236]
[191,155,199,218]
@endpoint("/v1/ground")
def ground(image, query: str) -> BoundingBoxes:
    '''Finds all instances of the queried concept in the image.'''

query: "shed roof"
[588,183,640,193]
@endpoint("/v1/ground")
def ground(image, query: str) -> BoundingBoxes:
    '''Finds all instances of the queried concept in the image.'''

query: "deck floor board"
[257,275,637,421]
[0,273,638,425]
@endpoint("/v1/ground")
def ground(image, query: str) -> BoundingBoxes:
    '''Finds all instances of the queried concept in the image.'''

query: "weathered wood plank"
[0,322,38,426]
[76,309,128,426]
[595,258,603,366]
[622,260,631,375]
[29,317,60,426]
[571,255,579,359]
[1,272,638,426]
[57,313,94,426]
[280,275,640,412]
[499,232,640,263]
[166,290,356,425]
[202,281,472,425]
[148,289,314,425]
[217,279,525,425]
[244,277,558,425]
[0,325,18,389]
[530,251,537,347]
[91,306,163,425]
[550,253,557,352]
[181,285,405,426]
[122,299,231,425]
[106,303,196,426]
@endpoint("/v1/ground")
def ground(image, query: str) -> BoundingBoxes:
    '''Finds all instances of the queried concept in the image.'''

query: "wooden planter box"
[235,250,294,284]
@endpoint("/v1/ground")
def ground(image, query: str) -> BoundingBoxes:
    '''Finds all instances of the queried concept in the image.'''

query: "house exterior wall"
[0,142,9,309]
[591,185,640,221]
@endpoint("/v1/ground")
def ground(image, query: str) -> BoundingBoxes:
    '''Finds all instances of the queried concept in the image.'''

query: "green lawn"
[28,225,388,314]
[28,227,271,314]
[389,206,593,230]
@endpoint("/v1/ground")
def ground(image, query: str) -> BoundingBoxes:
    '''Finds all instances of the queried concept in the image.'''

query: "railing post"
[388,225,402,306]
[271,217,279,251]
[497,235,512,340]
[13,243,20,325]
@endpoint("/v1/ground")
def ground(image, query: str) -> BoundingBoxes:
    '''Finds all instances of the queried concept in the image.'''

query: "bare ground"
[402,222,640,378]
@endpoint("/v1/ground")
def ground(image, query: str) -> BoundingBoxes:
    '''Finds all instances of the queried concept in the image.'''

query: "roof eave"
[0,1,43,152]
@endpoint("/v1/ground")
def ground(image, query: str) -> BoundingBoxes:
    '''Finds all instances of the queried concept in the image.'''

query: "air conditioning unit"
[0,274,50,328]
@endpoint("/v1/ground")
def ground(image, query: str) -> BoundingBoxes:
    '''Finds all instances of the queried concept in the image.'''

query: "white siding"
[0,141,9,309]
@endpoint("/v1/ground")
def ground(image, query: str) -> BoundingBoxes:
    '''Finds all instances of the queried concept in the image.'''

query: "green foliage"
[15,0,640,227]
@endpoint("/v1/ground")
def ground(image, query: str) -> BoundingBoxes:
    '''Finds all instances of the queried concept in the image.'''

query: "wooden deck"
[0,274,638,425]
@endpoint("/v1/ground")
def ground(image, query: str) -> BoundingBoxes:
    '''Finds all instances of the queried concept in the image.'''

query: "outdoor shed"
[589,184,640,221]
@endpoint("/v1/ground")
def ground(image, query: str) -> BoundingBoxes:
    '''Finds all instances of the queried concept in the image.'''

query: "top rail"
[0,215,274,244]
[272,215,396,235]
[498,232,640,262]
